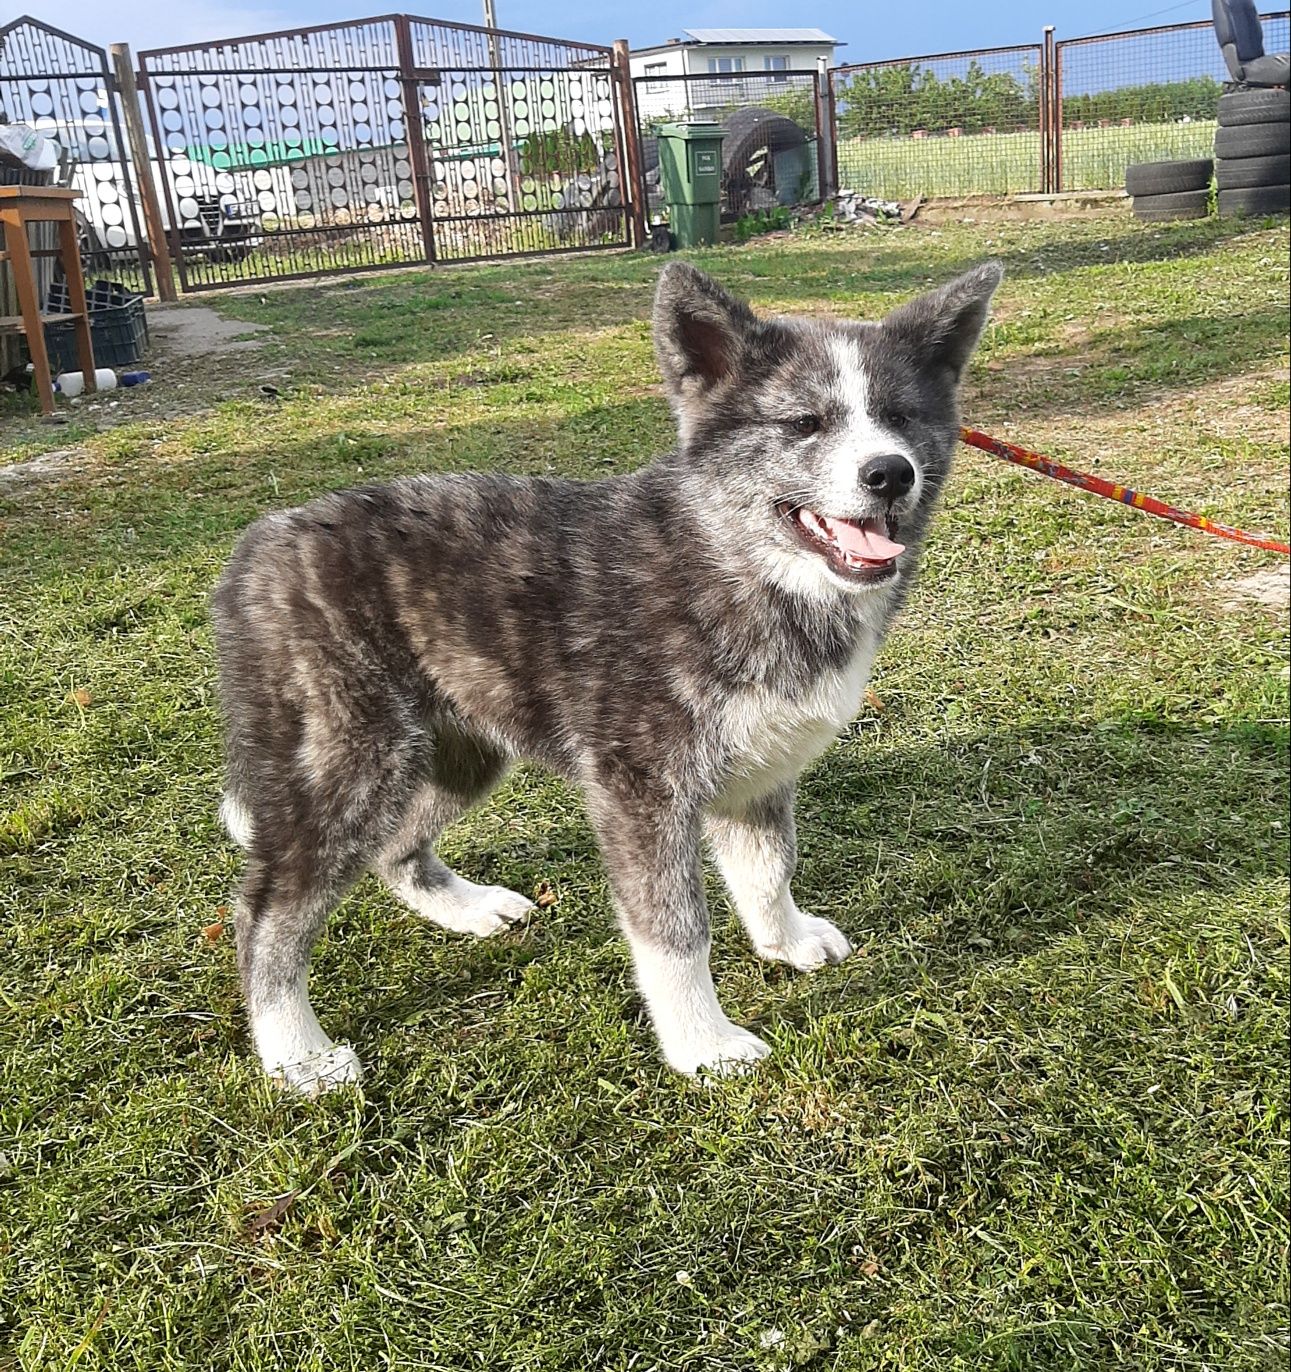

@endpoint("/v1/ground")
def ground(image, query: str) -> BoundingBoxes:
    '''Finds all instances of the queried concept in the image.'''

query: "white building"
[629,28,840,123]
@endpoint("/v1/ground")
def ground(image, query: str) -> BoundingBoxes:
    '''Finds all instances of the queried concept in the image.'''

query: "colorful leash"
[960,426,1291,557]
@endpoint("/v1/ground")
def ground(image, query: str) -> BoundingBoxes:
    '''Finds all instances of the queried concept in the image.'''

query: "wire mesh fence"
[0,16,152,293]
[632,70,823,223]
[830,45,1046,200]
[830,12,1290,201]
[1055,12,1290,190]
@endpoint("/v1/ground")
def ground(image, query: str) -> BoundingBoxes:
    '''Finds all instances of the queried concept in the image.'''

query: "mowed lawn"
[1,213,1288,1371]
[836,122,1221,197]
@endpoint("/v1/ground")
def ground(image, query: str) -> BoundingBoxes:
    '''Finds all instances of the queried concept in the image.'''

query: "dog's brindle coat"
[212,260,1002,1092]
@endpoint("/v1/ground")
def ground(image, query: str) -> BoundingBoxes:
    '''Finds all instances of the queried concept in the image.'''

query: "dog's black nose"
[859,454,916,498]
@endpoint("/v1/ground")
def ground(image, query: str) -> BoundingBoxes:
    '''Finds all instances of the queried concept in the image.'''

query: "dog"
[211,259,1002,1093]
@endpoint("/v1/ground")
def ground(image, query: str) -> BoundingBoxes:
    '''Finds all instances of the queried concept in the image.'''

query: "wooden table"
[0,185,96,415]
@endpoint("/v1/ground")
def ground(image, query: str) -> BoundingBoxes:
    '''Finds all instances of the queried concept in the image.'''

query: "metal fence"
[830,12,1289,201]
[135,13,630,290]
[5,9,1289,307]
[831,43,1047,200]
[632,70,825,223]
[1055,12,1291,190]
[0,16,152,293]
[407,17,627,262]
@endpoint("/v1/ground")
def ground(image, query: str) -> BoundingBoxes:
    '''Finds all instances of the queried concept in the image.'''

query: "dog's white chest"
[716,638,875,808]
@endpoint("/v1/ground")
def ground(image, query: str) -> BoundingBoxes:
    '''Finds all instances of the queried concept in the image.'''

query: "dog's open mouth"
[777,503,906,582]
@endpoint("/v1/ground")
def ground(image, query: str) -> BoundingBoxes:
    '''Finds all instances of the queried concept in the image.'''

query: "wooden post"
[56,212,98,389]
[109,43,177,302]
[611,40,647,248]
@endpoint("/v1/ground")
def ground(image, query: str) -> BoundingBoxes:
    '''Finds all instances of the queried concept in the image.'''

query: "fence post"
[611,39,648,248]
[1043,26,1061,194]
[815,56,838,200]
[1051,32,1064,193]
[394,14,437,265]
[109,43,177,302]
[1038,29,1049,192]
[481,0,521,204]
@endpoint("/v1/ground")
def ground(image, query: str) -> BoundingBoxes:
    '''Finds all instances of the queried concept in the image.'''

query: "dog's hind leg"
[236,849,364,1096]
[706,786,852,972]
[374,727,532,938]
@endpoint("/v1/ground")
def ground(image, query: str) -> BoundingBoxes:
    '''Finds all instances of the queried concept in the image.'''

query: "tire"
[1215,153,1291,189]
[1131,188,1210,221]
[720,106,808,167]
[1217,183,1291,216]
[1214,122,1291,159]
[1125,158,1213,195]
[640,135,659,176]
[73,209,113,273]
[1218,88,1291,126]
[719,106,809,214]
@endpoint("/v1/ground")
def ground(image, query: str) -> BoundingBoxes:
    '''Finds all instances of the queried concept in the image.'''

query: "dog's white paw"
[397,873,534,937]
[270,1043,363,1097]
[663,1022,771,1077]
[444,884,534,938]
[757,915,852,971]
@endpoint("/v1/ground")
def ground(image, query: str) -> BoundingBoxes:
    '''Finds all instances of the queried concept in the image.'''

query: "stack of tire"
[1214,88,1290,218]
[1126,158,1213,222]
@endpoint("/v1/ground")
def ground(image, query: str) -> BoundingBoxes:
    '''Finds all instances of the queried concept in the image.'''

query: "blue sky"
[36,0,1222,59]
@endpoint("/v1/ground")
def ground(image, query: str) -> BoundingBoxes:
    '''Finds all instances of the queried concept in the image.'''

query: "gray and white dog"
[211,259,1002,1093]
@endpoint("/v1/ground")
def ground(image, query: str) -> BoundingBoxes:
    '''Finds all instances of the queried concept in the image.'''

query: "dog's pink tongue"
[822,517,906,562]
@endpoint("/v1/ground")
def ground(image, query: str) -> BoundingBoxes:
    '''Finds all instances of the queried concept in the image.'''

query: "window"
[764,55,789,83]
[645,61,668,93]
[706,56,746,77]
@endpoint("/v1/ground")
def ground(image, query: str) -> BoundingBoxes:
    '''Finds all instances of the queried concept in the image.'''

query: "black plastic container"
[43,278,149,372]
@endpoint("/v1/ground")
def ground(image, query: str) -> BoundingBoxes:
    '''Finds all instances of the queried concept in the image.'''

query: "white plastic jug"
[54,369,118,398]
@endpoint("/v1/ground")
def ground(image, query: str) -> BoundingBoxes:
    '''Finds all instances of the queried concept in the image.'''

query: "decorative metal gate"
[0,16,152,293]
[136,14,629,290]
[138,18,422,291]
[405,17,627,262]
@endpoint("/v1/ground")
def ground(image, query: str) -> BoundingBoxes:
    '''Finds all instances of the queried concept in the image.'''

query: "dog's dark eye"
[883,411,912,431]
[791,415,821,437]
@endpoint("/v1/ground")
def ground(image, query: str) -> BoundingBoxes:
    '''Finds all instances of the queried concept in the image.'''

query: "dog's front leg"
[707,786,852,971]
[587,783,769,1075]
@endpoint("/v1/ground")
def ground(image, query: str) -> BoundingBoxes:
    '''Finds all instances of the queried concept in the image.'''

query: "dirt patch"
[0,302,284,488]
[915,193,1128,224]
[146,305,269,359]
[1223,567,1290,611]
[0,448,85,493]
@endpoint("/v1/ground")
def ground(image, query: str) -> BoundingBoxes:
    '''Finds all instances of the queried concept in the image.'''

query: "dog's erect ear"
[653,262,757,402]
[881,261,1003,381]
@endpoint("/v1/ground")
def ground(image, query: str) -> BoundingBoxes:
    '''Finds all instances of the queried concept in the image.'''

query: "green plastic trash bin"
[657,120,726,248]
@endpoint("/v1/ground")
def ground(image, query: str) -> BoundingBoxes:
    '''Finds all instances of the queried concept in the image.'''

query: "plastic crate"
[43,278,149,372]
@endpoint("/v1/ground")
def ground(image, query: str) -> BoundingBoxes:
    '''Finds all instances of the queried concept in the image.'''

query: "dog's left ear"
[881,261,1003,381]
[653,262,757,402]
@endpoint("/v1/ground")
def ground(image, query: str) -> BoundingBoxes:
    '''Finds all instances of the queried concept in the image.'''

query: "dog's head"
[653,260,1001,599]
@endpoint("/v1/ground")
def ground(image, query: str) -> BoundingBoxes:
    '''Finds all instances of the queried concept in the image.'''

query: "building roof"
[630,27,841,57]
[681,27,837,44]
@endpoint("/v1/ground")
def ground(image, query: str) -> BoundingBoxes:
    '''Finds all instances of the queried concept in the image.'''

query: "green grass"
[837,121,1220,198]
[1,212,1288,1371]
